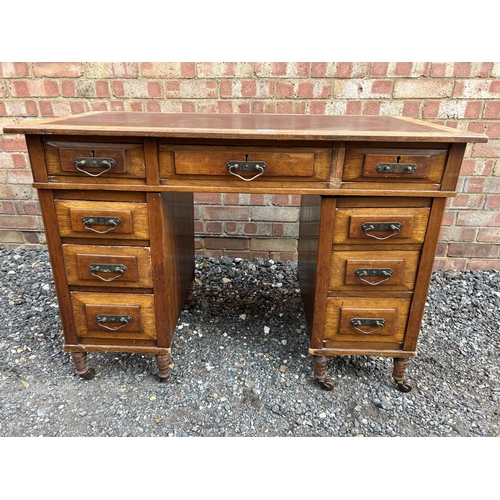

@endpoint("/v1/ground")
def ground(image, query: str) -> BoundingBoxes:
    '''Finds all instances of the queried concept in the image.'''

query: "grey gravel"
[1,246,499,437]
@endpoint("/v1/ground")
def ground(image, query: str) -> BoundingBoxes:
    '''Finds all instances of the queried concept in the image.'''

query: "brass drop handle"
[74,157,116,177]
[355,268,394,286]
[82,216,122,234]
[89,264,127,282]
[226,160,267,182]
[96,315,132,331]
[350,318,386,335]
[361,222,402,240]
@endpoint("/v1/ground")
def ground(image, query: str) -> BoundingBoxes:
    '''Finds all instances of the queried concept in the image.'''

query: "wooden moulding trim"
[63,344,171,355]
[32,182,458,198]
[309,348,417,358]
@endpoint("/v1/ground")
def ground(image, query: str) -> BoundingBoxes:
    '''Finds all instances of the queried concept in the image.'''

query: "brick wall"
[1,62,499,269]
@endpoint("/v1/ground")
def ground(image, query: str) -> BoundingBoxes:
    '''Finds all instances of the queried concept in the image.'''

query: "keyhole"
[245,154,249,162]
[396,156,401,163]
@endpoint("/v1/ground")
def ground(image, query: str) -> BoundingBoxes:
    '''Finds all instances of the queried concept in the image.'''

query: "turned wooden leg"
[313,356,335,391]
[156,353,171,382]
[71,352,96,380]
[393,357,412,392]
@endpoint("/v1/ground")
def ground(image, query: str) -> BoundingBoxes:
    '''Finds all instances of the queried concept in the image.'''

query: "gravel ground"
[1,245,499,438]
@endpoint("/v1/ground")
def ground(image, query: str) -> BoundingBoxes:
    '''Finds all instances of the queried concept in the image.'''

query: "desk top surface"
[4,111,488,143]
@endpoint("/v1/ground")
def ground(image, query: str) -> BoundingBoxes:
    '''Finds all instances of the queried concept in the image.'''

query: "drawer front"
[55,200,149,240]
[333,207,430,245]
[44,140,146,179]
[343,147,448,184]
[329,250,420,291]
[158,145,332,182]
[324,297,411,344]
[62,244,152,288]
[71,292,156,341]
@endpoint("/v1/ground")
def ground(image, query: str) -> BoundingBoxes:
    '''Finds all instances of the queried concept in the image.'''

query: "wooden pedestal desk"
[4,112,487,391]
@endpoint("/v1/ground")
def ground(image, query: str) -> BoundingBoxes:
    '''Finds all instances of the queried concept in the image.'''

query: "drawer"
[44,140,145,179]
[343,146,448,184]
[71,292,156,341]
[62,244,152,288]
[329,250,420,291]
[333,206,430,245]
[158,145,332,182]
[324,297,411,344]
[55,200,149,240]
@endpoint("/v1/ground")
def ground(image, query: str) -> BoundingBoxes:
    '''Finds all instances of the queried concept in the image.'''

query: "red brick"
[483,101,500,118]
[204,237,249,250]
[477,229,500,242]
[61,80,75,97]
[0,100,38,116]
[147,82,163,98]
[309,102,326,114]
[456,210,500,226]
[433,257,467,271]
[311,63,326,77]
[364,102,381,115]
[371,63,389,77]
[453,62,472,77]
[0,135,27,152]
[440,226,477,242]
[430,63,448,77]
[33,62,83,78]
[0,63,30,77]
[485,195,500,209]
[485,122,500,139]
[241,81,257,97]
[346,101,362,114]
[6,169,33,184]
[394,62,413,76]
[466,259,500,271]
[464,101,482,119]
[448,243,498,258]
[0,215,38,229]
[402,101,421,117]
[129,101,143,112]
[103,63,139,78]
[204,222,223,234]
[203,206,250,221]
[277,101,306,114]
[96,81,110,97]
[472,141,500,158]
[276,82,294,98]
[11,80,59,97]
[194,193,222,204]
[449,194,485,209]
[141,62,195,78]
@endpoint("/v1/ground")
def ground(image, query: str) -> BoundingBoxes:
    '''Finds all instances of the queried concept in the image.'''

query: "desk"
[4,112,487,391]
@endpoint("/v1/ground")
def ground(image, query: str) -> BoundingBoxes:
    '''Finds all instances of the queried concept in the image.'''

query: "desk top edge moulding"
[4,111,488,143]
[2,112,488,392]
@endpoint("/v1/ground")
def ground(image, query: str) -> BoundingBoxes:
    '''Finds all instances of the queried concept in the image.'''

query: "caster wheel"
[317,378,335,391]
[79,368,96,380]
[396,381,412,393]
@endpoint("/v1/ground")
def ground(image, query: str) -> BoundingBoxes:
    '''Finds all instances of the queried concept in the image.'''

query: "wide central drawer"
[158,144,333,182]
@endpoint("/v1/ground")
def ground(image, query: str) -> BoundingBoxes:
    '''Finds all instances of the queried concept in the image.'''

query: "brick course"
[0,62,499,269]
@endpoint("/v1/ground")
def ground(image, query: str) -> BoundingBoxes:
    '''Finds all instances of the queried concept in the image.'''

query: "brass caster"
[79,368,96,380]
[317,378,335,391]
[395,380,413,393]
